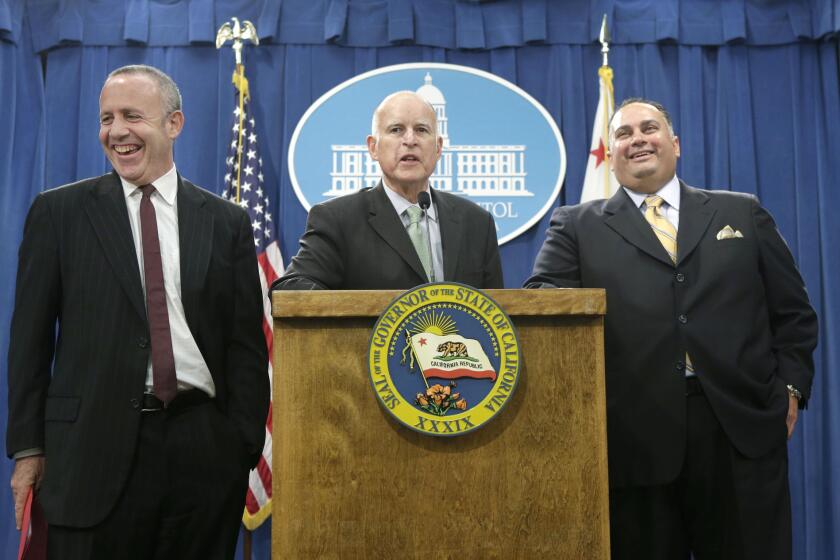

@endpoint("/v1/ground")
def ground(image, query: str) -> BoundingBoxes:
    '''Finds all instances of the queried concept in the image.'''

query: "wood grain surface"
[272,289,609,559]
[272,289,606,318]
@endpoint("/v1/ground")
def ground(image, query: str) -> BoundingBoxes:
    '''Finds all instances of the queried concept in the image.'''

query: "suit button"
[678,314,688,324]
[676,361,686,372]
[675,272,685,283]
[138,337,149,348]
[130,398,140,409]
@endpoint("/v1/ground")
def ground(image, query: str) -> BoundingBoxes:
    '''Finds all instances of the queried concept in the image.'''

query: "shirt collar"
[381,179,438,222]
[120,165,178,206]
[622,175,681,211]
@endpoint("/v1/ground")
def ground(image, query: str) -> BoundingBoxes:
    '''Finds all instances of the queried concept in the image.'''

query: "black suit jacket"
[274,183,503,290]
[6,172,269,527]
[526,183,817,488]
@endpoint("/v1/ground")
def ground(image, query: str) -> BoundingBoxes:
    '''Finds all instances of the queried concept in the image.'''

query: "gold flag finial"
[216,17,259,204]
[216,17,259,66]
[599,14,610,67]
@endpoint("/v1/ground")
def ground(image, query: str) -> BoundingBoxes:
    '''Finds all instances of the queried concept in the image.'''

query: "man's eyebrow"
[613,119,660,133]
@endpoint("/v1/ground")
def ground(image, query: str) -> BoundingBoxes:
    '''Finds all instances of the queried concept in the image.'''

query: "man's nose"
[402,130,417,145]
[630,130,645,145]
[109,117,129,138]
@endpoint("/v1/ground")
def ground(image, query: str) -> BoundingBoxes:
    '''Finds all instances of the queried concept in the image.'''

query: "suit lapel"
[434,190,462,281]
[676,182,715,266]
[366,183,428,281]
[177,177,214,322]
[84,172,147,320]
[604,188,675,267]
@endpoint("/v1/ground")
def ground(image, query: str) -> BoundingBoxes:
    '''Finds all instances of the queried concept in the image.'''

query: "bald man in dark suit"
[275,91,502,291]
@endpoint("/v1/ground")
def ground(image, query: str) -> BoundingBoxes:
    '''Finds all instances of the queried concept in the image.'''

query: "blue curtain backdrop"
[2,0,839,558]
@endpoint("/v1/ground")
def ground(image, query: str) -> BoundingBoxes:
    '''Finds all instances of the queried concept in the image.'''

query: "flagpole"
[216,16,260,560]
[234,64,248,204]
[598,14,614,199]
[599,14,610,68]
[217,16,260,204]
[404,333,430,389]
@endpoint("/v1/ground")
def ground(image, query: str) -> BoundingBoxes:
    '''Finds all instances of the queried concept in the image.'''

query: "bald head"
[370,91,438,140]
[366,91,443,200]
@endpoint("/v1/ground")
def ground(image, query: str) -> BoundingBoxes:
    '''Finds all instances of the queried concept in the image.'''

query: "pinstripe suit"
[6,171,268,530]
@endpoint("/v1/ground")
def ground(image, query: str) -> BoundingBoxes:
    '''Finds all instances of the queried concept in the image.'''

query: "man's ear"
[167,110,185,140]
[366,135,378,161]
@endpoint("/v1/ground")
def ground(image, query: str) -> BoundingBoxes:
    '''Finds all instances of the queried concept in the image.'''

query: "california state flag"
[580,65,620,203]
[410,333,496,381]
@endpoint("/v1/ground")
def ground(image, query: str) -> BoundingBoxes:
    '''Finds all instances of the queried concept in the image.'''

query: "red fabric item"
[139,185,177,404]
[18,488,47,560]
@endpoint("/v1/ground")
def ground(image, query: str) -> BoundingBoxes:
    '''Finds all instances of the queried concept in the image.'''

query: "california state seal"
[368,283,521,436]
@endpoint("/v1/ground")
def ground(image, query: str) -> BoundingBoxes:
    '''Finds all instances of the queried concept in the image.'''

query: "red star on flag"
[418,337,427,346]
[590,138,607,168]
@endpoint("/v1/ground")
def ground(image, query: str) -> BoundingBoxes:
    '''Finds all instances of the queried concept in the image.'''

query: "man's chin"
[112,167,146,184]
[387,173,428,191]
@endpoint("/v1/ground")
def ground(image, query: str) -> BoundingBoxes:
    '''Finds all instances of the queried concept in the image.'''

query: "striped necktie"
[644,195,677,263]
[644,195,694,375]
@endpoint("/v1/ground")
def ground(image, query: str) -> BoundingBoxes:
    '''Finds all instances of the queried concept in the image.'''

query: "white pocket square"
[716,225,744,240]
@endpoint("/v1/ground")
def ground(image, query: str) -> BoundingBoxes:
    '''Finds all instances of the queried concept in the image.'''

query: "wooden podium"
[271,289,609,559]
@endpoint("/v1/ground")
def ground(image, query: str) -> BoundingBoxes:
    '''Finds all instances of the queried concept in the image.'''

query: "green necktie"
[405,206,434,282]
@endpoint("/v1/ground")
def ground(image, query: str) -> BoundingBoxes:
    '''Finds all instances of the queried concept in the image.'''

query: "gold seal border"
[368,282,521,437]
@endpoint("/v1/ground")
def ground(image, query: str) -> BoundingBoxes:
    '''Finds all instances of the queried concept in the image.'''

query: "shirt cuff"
[13,448,44,460]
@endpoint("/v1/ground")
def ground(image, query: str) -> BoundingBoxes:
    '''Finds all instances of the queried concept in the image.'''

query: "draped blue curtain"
[0,0,46,555]
[2,1,839,558]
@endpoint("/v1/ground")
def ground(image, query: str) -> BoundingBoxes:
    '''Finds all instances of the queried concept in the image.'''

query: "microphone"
[417,191,431,211]
[417,191,435,282]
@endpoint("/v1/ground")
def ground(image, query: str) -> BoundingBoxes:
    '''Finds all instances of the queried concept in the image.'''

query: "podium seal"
[368,283,521,436]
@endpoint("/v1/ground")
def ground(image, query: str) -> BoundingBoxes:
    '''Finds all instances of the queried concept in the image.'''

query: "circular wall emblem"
[289,63,566,245]
[368,282,521,436]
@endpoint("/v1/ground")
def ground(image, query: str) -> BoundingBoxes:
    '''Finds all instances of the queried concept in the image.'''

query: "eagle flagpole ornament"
[216,17,259,203]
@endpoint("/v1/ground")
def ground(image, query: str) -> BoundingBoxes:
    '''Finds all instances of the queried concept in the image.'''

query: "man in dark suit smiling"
[526,98,817,559]
[7,65,268,559]
[274,91,503,291]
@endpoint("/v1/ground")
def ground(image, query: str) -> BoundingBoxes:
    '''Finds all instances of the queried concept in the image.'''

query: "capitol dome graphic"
[327,73,532,199]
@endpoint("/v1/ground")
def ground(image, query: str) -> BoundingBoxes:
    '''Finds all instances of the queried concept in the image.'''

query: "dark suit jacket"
[526,182,817,488]
[274,183,503,290]
[6,171,269,527]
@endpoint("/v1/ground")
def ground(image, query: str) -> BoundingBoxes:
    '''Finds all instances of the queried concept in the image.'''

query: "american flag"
[221,68,283,530]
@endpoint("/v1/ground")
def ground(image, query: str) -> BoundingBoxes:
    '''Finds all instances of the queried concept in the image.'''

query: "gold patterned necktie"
[405,206,434,282]
[644,195,694,374]
[644,195,677,263]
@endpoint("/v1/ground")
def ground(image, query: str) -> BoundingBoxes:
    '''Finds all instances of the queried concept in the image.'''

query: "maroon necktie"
[139,185,177,405]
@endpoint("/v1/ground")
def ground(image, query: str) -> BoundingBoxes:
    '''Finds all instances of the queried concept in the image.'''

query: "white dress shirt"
[382,180,444,282]
[623,174,681,230]
[120,166,215,397]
